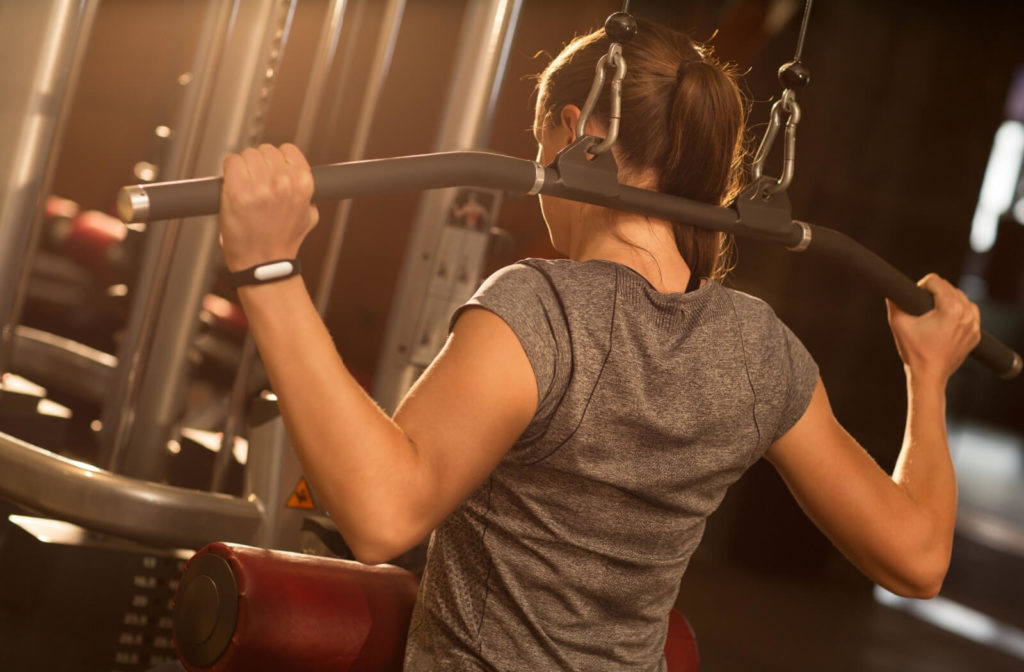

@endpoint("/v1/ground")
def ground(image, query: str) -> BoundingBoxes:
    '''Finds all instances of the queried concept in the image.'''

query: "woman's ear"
[559,104,582,145]
[560,104,608,145]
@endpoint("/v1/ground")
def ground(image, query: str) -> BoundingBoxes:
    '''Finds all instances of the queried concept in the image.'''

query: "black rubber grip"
[117,151,543,223]
[806,225,1021,379]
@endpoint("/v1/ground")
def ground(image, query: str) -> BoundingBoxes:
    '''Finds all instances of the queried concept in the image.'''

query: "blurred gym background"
[1,0,1022,669]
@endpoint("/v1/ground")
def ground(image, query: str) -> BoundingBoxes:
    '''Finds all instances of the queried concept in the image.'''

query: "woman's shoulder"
[476,260,557,298]
[481,258,614,294]
[718,285,817,373]
[466,260,569,323]
[718,285,782,323]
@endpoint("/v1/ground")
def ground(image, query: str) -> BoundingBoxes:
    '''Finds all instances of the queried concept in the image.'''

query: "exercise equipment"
[0,0,522,555]
[116,141,1022,380]
[172,543,419,671]
[372,0,524,413]
[169,542,699,672]
[0,1,527,669]
[0,0,99,378]
[98,0,298,483]
[751,0,813,194]
[0,513,186,671]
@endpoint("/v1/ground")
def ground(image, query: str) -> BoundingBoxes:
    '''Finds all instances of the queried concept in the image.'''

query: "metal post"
[293,0,349,152]
[0,0,99,377]
[103,0,297,479]
[211,0,360,492]
[213,0,407,529]
[373,0,523,413]
[243,392,329,550]
[313,0,407,315]
[98,0,236,471]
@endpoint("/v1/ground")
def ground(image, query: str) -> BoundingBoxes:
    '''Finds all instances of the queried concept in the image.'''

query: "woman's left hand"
[219,143,319,272]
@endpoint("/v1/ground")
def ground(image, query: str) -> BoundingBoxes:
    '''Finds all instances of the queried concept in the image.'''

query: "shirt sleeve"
[727,289,819,452]
[449,263,571,428]
[771,319,819,443]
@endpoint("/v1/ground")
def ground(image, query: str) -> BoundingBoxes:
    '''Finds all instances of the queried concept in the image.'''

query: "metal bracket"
[733,177,795,243]
[551,135,620,198]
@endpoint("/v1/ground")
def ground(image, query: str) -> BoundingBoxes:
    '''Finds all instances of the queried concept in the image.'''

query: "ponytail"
[662,59,745,280]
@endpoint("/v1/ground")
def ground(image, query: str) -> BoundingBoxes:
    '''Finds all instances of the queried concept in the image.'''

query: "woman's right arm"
[763,274,980,598]
[220,145,537,565]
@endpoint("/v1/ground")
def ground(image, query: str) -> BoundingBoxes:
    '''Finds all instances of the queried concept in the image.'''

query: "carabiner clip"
[751,89,802,194]
[576,43,627,155]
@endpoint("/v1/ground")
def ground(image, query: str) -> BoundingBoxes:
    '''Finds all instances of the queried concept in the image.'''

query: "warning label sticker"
[286,477,316,510]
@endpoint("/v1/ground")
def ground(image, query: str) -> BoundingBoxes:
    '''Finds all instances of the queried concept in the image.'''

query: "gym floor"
[677,554,1022,672]
[676,421,1024,672]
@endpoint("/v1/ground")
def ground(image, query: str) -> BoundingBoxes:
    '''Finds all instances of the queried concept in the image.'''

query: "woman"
[218,18,980,671]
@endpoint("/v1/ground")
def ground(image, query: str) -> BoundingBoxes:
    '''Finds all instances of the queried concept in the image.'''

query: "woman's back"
[404,258,817,670]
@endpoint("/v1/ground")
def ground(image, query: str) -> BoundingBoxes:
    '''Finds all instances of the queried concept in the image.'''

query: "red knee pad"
[172,543,418,672]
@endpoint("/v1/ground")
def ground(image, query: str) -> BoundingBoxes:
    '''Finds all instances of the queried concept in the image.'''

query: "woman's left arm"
[220,144,537,565]
[764,274,979,598]
[764,377,953,599]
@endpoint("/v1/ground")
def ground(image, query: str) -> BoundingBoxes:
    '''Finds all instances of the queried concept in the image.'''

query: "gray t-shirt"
[404,258,818,671]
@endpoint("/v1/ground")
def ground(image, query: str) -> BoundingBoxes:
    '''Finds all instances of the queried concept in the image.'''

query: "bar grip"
[805,225,1022,379]
[116,151,545,223]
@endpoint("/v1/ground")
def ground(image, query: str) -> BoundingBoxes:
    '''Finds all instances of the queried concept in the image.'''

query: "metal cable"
[792,0,813,61]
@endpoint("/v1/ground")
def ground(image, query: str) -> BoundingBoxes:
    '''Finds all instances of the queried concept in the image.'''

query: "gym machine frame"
[0,0,526,555]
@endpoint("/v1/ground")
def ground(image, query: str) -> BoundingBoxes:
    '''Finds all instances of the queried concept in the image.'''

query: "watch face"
[253,260,295,281]
[231,259,300,287]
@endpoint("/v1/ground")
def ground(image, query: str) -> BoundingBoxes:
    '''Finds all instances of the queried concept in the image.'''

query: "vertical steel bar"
[0,0,99,377]
[373,0,523,413]
[314,0,365,165]
[211,0,353,492]
[109,0,297,479]
[293,0,349,152]
[98,0,237,471]
[312,0,407,316]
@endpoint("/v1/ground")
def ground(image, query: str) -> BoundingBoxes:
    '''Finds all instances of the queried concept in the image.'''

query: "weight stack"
[0,512,188,671]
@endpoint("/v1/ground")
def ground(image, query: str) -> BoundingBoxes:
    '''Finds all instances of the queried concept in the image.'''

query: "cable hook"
[750,0,813,195]
[576,10,636,155]
[577,44,626,154]
[751,89,802,194]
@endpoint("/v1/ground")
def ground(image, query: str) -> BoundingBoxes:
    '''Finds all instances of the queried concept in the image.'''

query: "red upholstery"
[665,608,700,671]
[174,543,699,671]
[173,543,418,672]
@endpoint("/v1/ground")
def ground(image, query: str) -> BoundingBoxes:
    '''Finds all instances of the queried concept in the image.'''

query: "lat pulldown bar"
[116,141,1022,380]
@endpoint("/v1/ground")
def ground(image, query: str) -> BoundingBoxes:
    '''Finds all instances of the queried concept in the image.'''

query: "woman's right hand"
[219,143,318,273]
[886,273,981,387]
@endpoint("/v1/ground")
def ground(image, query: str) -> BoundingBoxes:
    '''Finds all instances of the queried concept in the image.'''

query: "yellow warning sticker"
[286,477,316,510]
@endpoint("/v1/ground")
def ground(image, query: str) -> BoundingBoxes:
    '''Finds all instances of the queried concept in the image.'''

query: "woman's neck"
[566,212,695,293]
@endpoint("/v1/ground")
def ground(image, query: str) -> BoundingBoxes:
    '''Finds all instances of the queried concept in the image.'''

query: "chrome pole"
[104,0,297,479]
[373,0,523,413]
[211,0,354,492]
[293,0,349,151]
[313,0,407,315]
[98,0,237,472]
[0,0,99,377]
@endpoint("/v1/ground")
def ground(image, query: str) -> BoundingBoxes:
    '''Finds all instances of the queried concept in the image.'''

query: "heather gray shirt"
[404,258,818,671]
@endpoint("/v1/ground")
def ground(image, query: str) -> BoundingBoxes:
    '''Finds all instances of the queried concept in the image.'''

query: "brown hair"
[536,18,747,280]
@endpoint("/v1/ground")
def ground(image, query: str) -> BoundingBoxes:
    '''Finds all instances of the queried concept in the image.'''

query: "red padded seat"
[172,543,699,671]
